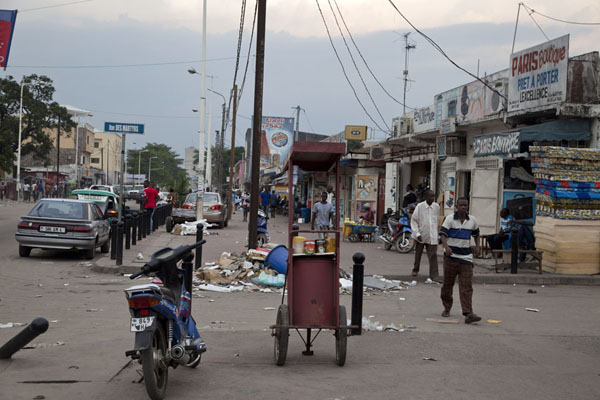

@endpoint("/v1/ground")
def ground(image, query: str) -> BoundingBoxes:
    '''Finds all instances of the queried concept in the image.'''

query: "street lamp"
[137,149,148,186]
[148,156,158,182]
[208,88,226,192]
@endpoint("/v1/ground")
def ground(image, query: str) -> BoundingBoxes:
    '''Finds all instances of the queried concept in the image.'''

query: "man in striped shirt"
[439,197,482,324]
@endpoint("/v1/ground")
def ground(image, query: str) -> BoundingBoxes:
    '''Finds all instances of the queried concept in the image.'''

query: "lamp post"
[208,88,226,192]
[137,150,148,185]
[148,156,158,182]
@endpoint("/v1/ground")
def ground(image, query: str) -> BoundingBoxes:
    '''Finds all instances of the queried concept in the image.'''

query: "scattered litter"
[50,320,59,324]
[35,295,43,298]
[68,366,79,369]
[541,285,545,288]
[23,341,65,349]
[525,308,540,312]
[79,262,93,267]
[364,276,402,291]
[136,253,144,260]
[399,297,406,301]
[424,278,439,284]
[63,283,69,286]
[123,273,132,278]
[527,289,537,294]
[426,318,459,324]
[487,320,502,324]
[171,220,213,236]
[361,317,407,332]
[423,357,437,361]
[211,321,226,324]
[263,307,276,311]
[208,299,215,303]
[251,271,285,287]
[400,280,418,287]
[0,322,28,328]
[196,284,244,293]
[86,308,103,312]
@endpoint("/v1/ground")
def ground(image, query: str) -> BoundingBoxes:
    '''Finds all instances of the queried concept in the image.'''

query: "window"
[94,141,100,148]
[30,200,88,219]
[91,158,100,164]
[87,136,90,145]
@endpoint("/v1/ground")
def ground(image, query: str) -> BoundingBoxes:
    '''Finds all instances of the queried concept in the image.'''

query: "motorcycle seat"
[160,287,176,302]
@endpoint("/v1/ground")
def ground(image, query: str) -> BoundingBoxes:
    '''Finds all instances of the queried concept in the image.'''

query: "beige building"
[90,132,123,185]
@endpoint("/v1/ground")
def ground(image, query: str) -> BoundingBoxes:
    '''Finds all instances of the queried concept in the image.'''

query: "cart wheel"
[335,305,347,366]
[274,304,289,366]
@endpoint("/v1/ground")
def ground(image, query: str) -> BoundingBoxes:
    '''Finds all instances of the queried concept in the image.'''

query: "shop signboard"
[344,125,368,141]
[356,175,377,201]
[260,116,294,169]
[473,131,520,157]
[508,35,569,112]
[409,105,436,133]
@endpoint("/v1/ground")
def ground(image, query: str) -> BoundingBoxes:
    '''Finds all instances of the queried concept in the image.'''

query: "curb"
[382,274,600,286]
[92,255,141,275]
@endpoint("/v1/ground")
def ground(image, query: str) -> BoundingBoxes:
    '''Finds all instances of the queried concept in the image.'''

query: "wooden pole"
[228,85,238,220]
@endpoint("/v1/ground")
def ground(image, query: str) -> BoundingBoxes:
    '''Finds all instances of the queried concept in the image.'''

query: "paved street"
[1,201,600,400]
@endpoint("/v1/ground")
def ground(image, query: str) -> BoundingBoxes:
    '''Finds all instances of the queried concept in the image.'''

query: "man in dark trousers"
[439,197,481,324]
[410,190,441,281]
[143,180,159,232]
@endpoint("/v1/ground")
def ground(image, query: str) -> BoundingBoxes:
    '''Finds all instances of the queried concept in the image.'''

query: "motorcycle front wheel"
[394,232,415,253]
[142,322,169,400]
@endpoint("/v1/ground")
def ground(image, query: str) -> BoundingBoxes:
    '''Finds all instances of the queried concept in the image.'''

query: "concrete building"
[184,146,196,178]
[90,131,123,185]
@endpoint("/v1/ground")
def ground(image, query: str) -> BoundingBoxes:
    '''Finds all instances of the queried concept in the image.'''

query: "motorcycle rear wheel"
[394,233,415,253]
[142,323,169,400]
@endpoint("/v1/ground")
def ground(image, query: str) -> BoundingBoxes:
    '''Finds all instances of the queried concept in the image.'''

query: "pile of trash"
[171,219,213,236]
[193,243,286,293]
[339,274,419,295]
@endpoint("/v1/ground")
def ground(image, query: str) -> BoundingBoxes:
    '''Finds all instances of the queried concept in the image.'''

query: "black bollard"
[110,219,118,260]
[351,252,365,336]
[125,215,131,250]
[195,223,204,270]
[131,212,137,246]
[510,226,519,274]
[142,210,147,238]
[182,251,194,313]
[0,318,49,359]
[116,221,124,266]
[137,212,143,241]
[146,209,152,235]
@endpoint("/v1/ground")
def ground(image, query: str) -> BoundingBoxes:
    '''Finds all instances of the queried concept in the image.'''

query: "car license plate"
[130,317,155,332]
[203,206,209,211]
[40,226,66,233]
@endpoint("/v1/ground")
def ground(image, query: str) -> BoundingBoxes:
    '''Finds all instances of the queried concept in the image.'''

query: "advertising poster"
[260,116,294,168]
[0,10,18,70]
[444,172,456,210]
[356,175,377,201]
[508,35,569,112]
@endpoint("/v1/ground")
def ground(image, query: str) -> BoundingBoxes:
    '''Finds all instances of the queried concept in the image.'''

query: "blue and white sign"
[104,122,145,134]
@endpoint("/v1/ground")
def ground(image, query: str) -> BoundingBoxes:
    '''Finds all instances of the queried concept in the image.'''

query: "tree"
[126,143,186,189]
[0,74,75,172]
[346,140,364,153]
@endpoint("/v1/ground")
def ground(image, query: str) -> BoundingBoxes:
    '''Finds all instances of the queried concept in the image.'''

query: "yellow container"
[292,236,306,254]
[343,222,354,237]
[325,237,336,253]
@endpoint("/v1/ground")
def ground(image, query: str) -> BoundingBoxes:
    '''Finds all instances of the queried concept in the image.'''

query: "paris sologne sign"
[508,35,569,112]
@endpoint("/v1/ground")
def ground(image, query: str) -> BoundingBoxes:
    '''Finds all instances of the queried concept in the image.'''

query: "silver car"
[182,192,228,228]
[15,199,111,259]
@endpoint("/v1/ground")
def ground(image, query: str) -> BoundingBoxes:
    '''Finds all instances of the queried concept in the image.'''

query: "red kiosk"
[271,142,360,366]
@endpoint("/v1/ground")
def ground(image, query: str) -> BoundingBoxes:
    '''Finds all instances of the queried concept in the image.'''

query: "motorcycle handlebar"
[130,239,206,279]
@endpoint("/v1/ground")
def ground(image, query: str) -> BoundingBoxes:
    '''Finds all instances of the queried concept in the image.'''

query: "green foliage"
[0,74,75,172]
[346,140,364,153]
[126,143,186,189]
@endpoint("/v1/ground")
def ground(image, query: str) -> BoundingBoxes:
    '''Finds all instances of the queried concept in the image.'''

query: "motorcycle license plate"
[130,316,155,332]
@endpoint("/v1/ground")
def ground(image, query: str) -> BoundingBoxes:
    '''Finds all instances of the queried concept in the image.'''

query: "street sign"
[104,122,145,134]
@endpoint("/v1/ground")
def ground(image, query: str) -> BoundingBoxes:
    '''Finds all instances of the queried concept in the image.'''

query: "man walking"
[260,187,271,216]
[269,190,279,218]
[439,197,482,324]
[311,192,333,239]
[143,180,159,232]
[410,190,440,281]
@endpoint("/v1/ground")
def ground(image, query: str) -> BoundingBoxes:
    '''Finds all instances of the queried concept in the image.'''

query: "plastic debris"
[339,278,353,290]
[86,308,103,312]
[423,357,437,361]
[263,307,276,311]
[79,262,93,267]
[23,341,65,349]
[361,317,407,332]
[525,308,540,312]
[399,297,406,301]
[136,253,144,260]
[171,219,213,236]
[0,322,28,328]
[196,284,244,293]
[487,320,502,324]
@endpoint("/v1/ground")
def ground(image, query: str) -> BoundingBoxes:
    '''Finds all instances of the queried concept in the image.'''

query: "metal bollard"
[131,212,137,246]
[146,209,152,235]
[137,212,143,241]
[182,251,194,311]
[110,219,118,260]
[351,252,365,336]
[116,221,124,266]
[142,210,147,238]
[195,223,204,270]
[0,318,49,359]
[510,226,520,274]
[125,215,132,250]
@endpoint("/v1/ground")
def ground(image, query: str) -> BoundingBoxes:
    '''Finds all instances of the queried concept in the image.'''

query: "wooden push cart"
[271,142,359,366]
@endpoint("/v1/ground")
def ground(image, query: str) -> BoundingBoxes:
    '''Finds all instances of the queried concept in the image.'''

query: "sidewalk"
[94,209,600,285]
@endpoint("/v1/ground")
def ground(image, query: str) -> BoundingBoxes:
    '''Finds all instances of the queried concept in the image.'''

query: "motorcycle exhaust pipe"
[171,345,185,360]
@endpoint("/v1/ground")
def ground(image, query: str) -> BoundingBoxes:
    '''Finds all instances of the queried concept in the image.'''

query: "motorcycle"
[379,208,415,253]
[125,240,207,400]
[257,209,270,247]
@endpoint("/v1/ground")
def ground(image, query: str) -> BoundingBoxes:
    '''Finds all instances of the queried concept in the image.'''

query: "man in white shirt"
[410,190,440,281]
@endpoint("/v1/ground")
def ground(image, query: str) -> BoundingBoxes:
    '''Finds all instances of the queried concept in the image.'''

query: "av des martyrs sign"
[508,35,569,112]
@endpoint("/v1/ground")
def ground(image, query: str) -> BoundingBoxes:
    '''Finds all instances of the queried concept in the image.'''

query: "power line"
[238,0,258,110]
[525,7,549,41]
[20,0,94,12]
[386,0,507,101]
[332,0,412,110]
[521,3,600,26]
[11,56,245,69]
[326,0,390,132]
[301,109,316,133]
[315,0,388,133]
[225,0,248,132]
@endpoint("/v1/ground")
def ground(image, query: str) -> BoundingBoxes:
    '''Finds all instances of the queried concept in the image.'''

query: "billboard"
[409,105,436,133]
[344,125,367,141]
[508,35,569,112]
[0,10,17,70]
[260,116,294,169]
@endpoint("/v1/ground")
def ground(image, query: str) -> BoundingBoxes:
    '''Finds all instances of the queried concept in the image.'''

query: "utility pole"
[292,105,302,141]
[55,116,61,186]
[219,101,226,191]
[248,0,266,249]
[196,0,208,220]
[402,32,416,116]
[228,84,238,221]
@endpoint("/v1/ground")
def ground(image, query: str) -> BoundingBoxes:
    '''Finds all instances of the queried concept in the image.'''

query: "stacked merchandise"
[530,146,600,274]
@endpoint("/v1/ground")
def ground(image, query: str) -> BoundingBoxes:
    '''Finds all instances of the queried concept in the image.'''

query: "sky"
[2,0,599,161]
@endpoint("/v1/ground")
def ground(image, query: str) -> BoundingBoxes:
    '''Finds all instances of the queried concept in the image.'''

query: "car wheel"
[85,242,97,260]
[165,216,173,233]
[19,245,31,257]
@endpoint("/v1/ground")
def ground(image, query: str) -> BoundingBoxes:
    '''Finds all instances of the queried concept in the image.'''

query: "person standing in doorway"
[311,192,334,239]
[439,197,482,324]
[143,180,159,232]
[241,190,250,222]
[410,190,441,281]
[402,184,417,208]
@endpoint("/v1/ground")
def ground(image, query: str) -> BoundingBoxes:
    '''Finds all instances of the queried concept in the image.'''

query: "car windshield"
[185,193,218,204]
[30,201,88,220]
